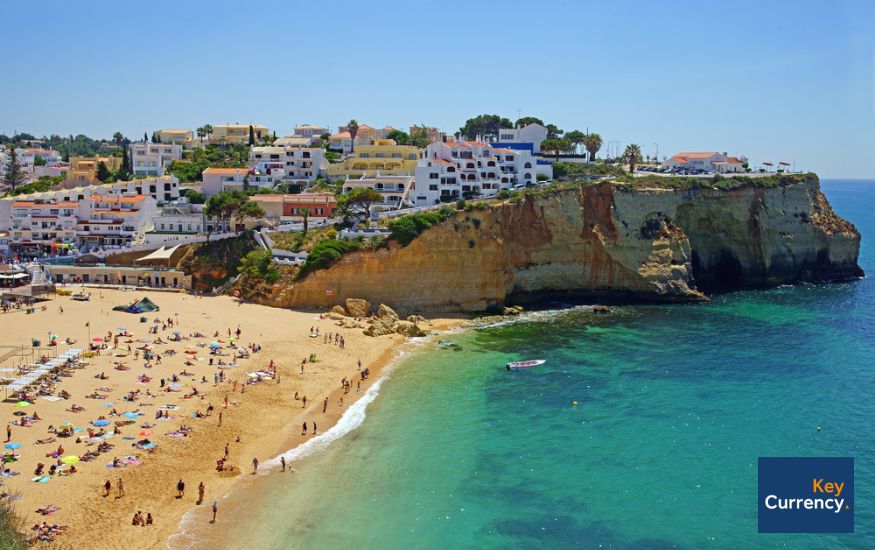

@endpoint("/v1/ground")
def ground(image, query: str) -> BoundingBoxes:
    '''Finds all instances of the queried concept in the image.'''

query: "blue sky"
[3,0,874,178]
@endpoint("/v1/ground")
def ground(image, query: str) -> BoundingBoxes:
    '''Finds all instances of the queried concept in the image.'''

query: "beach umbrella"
[92,337,103,342]
[15,401,29,408]
[139,429,152,436]
[123,412,138,419]
[209,342,220,348]
[60,455,80,464]
[92,419,110,427]
[4,443,20,450]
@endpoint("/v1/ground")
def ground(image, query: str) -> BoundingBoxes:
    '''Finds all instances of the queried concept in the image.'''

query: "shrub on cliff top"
[238,248,280,284]
[387,209,453,246]
[299,238,362,277]
[619,172,816,191]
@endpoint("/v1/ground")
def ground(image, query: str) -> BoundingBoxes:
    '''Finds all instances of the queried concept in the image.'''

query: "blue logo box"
[758,457,854,533]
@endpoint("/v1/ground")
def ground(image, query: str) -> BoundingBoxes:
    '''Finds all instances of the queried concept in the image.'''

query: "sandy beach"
[0,288,459,548]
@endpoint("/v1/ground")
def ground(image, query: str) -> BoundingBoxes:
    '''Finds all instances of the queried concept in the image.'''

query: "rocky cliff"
[251,175,862,313]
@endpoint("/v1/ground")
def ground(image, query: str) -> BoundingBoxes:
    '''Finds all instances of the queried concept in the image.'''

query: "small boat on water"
[506,359,546,371]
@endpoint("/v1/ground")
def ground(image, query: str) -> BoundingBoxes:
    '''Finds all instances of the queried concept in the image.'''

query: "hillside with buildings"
[236,174,862,313]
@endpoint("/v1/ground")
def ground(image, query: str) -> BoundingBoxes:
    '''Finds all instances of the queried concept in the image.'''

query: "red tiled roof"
[675,152,718,159]
[203,168,246,175]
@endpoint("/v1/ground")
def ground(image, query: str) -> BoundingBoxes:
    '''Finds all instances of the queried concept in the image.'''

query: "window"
[429,184,438,191]
[524,162,532,168]
[429,173,438,179]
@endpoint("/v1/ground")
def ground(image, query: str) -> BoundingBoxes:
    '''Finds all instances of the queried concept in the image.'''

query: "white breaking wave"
[259,367,393,472]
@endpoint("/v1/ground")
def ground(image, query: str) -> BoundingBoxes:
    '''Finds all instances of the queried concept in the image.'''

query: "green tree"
[235,200,265,224]
[623,144,643,173]
[95,161,111,182]
[409,126,430,148]
[546,124,564,139]
[335,200,353,227]
[386,129,411,145]
[203,124,213,141]
[541,138,570,161]
[181,189,206,204]
[118,143,131,181]
[341,187,382,217]
[583,133,603,162]
[300,207,311,235]
[2,146,26,191]
[196,126,206,141]
[346,119,359,153]
[151,132,159,143]
[514,116,544,128]
[248,125,255,146]
[458,114,512,141]
[113,132,125,147]
[564,130,586,155]
[143,132,149,142]
[33,155,47,167]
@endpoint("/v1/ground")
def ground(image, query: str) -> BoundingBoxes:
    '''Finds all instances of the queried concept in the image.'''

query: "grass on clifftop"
[617,172,816,191]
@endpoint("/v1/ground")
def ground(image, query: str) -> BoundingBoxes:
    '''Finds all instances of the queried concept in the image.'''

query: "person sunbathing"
[58,390,70,400]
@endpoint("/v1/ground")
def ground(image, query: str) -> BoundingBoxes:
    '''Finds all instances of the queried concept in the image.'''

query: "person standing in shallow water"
[252,457,259,474]
[301,422,307,435]
[281,456,286,471]
[198,482,205,504]
[211,499,218,523]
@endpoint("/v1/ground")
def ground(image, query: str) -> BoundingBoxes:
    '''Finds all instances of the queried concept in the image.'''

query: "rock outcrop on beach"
[257,175,863,312]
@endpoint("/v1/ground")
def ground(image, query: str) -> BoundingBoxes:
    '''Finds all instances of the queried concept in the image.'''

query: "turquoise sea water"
[196,180,875,549]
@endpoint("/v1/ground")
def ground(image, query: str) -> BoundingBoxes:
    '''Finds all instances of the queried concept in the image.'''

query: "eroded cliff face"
[255,176,862,313]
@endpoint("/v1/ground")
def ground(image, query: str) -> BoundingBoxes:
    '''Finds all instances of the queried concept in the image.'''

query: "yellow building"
[326,139,421,178]
[210,124,270,145]
[156,129,194,147]
[66,156,123,184]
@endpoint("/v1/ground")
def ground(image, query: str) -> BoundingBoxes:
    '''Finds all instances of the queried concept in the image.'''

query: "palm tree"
[346,119,359,153]
[300,207,311,235]
[583,133,603,163]
[196,127,206,141]
[203,124,213,142]
[623,144,643,173]
[113,132,124,147]
[336,200,353,227]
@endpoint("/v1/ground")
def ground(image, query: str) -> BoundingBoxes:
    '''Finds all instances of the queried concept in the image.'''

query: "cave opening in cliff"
[692,249,745,293]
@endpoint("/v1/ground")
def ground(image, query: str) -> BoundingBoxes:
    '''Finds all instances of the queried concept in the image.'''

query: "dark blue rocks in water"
[209,180,875,550]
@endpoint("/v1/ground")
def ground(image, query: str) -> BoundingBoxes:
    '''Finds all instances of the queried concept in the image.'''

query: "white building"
[130,142,183,176]
[248,145,326,185]
[0,186,157,255]
[493,123,549,153]
[150,200,204,235]
[341,174,414,212]
[293,125,328,139]
[92,175,180,204]
[663,152,747,173]
[0,147,62,174]
[411,138,551,206]
[202,168,275,197]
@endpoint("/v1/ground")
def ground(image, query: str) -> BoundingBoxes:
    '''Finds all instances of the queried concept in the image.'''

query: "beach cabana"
[113,297,160,314]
